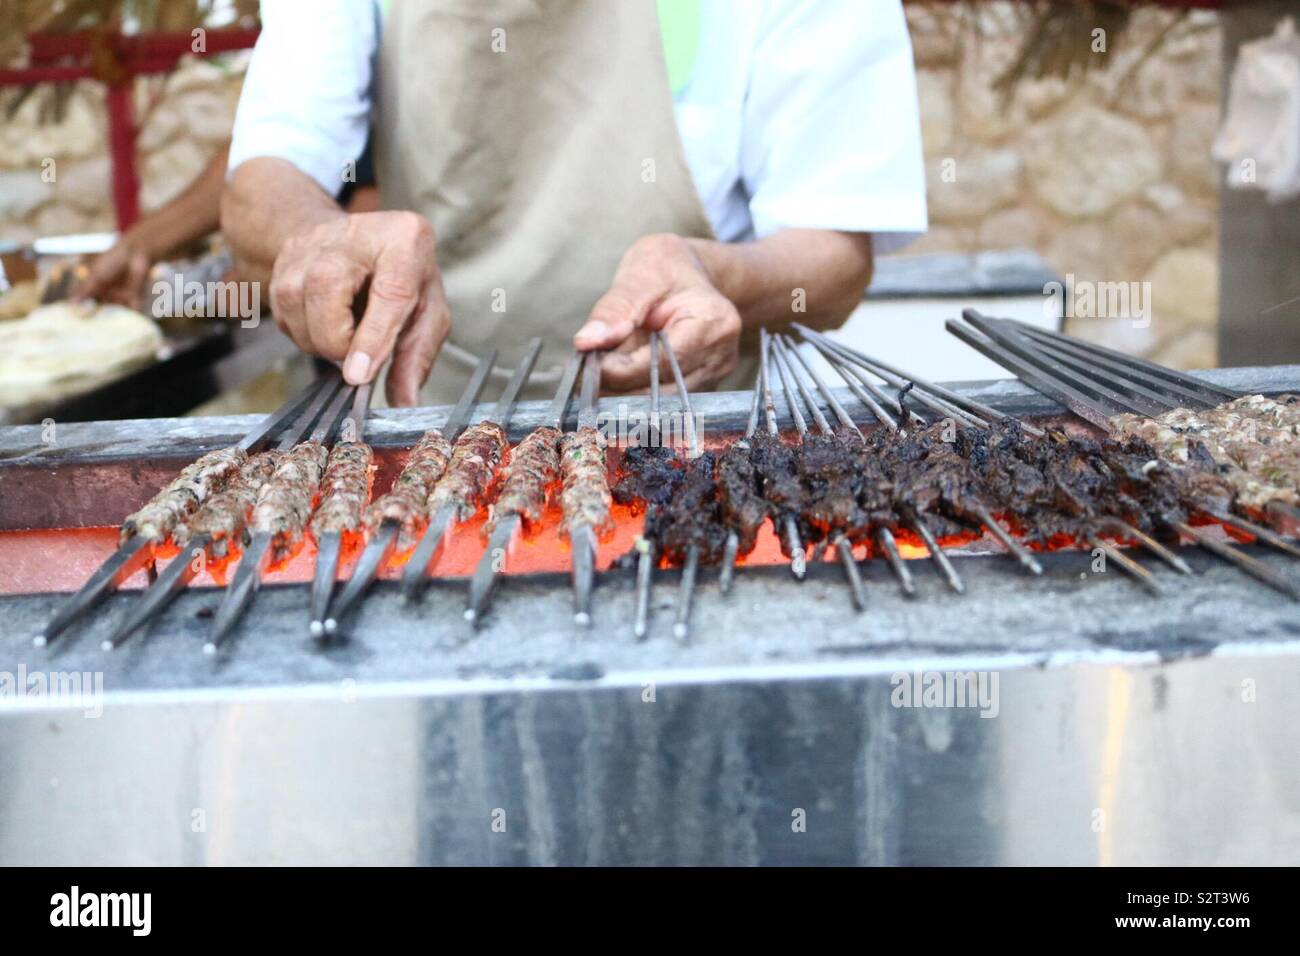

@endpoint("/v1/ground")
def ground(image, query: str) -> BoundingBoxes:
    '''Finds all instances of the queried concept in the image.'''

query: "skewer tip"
[31,634,47,648]
[309,620,324,638]
[323,618,338,634]
[574,611,591,628]
[463,608,477,624]
[201,641,217,656]
[672,622,688,642]
[100,639,114,652]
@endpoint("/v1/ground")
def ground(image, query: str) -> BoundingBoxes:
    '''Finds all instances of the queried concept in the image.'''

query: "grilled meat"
[427,421,509,521]
[251,440,328,563]
[749,431,805,556]
[716,440,767,553]
[120,445,247,544]
[363,430,453,550]
[656,452,731,565]
[174,450,283,557]
[488,425,561,532]
[1111,395,1300,511]
[311,442,375,536]
[613,445,682,513]
[560,426,613,537]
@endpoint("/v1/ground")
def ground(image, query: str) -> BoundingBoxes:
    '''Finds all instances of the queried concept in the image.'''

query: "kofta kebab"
[34,324,1300,651]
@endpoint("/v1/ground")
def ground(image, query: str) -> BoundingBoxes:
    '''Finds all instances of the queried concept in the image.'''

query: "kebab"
[320,349,496,630]
[32,376,332,648]
[308,385,376,636]
[464,350,583,625]
[944,312,1300,597]
[398,337,544,606]
[611,334,677,639]
[559,350,615,626]
[202,381,362,650]
[995,320,1300,515]
[98,375,348,650]
[955,310,1300,553]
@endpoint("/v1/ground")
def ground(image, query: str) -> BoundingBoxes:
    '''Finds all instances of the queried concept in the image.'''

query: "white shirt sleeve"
[741,0,928,252]
[226,0,377,196]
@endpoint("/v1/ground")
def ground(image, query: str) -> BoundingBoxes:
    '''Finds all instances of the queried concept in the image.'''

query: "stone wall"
[0,54,246,243]
[2,9,1224,369]
[907,2,1223,369]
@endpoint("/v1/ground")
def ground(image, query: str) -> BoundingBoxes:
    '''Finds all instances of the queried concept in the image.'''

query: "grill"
[2,331,1299,865]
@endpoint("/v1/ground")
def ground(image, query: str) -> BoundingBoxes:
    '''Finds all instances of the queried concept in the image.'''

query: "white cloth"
[1213,16,1300,203]
[229,0,928,251]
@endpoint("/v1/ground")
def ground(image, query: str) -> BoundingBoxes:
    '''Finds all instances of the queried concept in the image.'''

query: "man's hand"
[574,234,742,393]
[268,210,450,406]
[72,239,152,310]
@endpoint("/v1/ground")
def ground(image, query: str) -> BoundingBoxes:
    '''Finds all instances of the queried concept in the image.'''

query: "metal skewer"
[949,314,1299,594]
[33,375,331,648]
[1088,533,1164,595]
[800,333,1045,580]
[719,364,764,595]
[960,310,1172,420]
[465,350,583,627]
[757,329,807,579]
[324,350,497,631]
[1102,519,1193,575]
[658,332,708,641]
[794,324,1020,434]
[633,336,663,640]
[769,335,868,610]
[206,380,358,651]
[401,340,543,605]
[1007,319,1240,404]
[1175,521,1300,601]
[309,384,374,637]
[101,373,346,651]
[569,350,603,628]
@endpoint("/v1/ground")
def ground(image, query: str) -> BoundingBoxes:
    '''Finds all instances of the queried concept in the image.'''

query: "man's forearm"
[690,229,873,333]
[221,157,347,287]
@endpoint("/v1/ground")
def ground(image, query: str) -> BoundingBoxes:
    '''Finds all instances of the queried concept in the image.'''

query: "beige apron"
[375,0,724,404]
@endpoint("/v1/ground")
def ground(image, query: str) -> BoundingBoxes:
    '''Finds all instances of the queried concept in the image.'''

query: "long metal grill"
[23,322,1300,654]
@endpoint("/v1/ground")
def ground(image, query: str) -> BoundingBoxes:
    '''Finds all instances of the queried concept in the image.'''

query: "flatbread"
[0,302,163,404]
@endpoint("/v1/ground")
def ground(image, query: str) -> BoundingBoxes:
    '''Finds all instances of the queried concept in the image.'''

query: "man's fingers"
[574,283,664,350]
[386,288,449,407]
[124,252,151,311]
[301,254,366,361]
[269,262,313,353]
[346,245,428,385]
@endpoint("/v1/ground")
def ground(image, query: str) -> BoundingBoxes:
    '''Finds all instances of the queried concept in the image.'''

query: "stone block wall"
[0,54,246,243]
[907,2,1223,368]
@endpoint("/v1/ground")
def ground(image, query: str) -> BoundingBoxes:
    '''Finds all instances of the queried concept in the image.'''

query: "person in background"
[74,141,380,309]
[223,0,928,405]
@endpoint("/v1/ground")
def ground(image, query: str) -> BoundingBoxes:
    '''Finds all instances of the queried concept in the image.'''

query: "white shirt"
[229,0,928,252]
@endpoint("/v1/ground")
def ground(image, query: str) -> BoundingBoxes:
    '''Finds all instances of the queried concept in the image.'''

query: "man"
[224,0,926,405]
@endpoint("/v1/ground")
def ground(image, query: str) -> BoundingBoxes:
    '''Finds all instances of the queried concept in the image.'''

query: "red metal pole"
[105,82,140,231]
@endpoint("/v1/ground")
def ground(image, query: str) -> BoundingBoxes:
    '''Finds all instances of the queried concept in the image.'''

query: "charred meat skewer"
[768,335,868,609]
